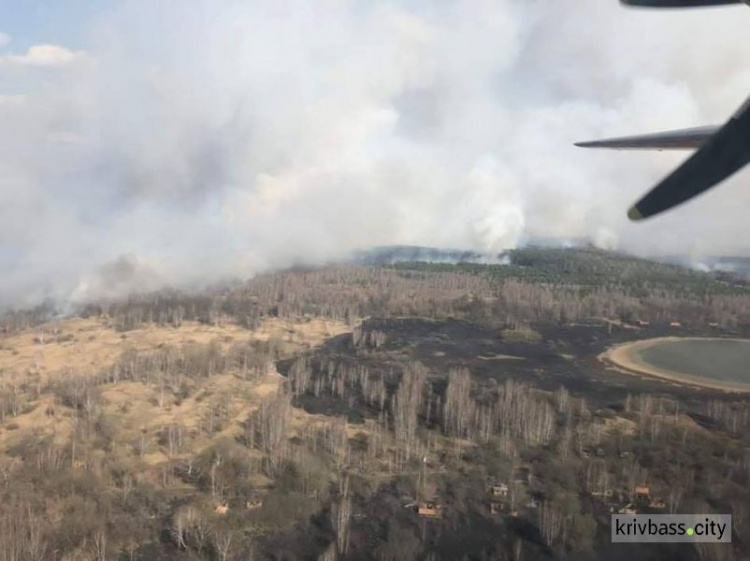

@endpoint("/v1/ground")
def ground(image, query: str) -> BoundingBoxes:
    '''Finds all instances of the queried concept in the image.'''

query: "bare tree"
[247,389,292,475]
[331,494,352,556]
[94,527,108,561]
[391,363,427,460]
[539,500,565,547]
[212,522,235,561]
[443,367,472,439]
[731,499,747,535]
[171,505,210,553]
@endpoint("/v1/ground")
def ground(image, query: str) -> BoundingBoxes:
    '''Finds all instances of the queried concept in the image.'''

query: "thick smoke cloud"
[1,0,749,306]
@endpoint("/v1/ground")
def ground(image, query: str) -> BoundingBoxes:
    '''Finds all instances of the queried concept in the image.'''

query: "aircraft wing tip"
[627,205,645,222]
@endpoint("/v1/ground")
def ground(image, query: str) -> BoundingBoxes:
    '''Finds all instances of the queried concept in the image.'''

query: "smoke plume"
[1,0,749,306]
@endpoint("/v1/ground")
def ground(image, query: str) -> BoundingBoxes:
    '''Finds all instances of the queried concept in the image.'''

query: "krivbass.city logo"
[612,514,731,543]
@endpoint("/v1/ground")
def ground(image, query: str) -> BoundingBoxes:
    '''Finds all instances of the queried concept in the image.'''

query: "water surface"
[637,339,750,385]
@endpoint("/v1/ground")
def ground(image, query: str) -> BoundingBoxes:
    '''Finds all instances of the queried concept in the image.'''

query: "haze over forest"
[2,0,750,307]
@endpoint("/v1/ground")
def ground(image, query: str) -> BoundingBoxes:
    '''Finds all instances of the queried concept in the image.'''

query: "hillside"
[0,248,748,560]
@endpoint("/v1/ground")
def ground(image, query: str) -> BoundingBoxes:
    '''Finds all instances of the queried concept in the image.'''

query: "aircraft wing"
[576,0,750,221]
[577,96,750,221]
[622,0,747,7]
[575,125,719,150]
[626,98,750,220]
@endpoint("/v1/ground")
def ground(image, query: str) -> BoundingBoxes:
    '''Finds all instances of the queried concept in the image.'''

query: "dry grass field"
[0,316,351,465]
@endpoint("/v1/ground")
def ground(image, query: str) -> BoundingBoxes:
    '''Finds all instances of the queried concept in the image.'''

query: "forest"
[0,247,747,560]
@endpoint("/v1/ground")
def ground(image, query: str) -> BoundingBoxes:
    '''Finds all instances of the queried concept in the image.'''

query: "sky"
[1,0,750,307]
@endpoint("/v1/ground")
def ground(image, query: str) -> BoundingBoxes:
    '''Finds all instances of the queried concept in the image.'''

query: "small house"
[489,483,509,498]
[649,498,667,510]
[246,499,263,511]
[619,503,638,515]
[214,504,229,515]
[634,486,651,503]
[418,501,443,518]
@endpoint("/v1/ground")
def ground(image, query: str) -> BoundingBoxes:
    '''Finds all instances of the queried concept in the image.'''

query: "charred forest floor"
[274,316,750,561]
[286,316,748,418]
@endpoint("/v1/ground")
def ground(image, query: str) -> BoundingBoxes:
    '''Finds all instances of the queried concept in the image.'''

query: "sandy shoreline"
[599,336,750,393]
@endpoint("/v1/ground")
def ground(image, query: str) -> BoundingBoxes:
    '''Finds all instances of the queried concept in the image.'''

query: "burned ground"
[291,317,743,416]
[275,316,750,560]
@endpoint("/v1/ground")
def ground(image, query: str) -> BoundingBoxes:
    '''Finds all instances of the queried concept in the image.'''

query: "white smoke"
[1,0,750,306]
[593,228,619,252]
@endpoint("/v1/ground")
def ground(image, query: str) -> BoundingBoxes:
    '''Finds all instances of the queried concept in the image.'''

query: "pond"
[604,337,750,391]
[636,339,750,386]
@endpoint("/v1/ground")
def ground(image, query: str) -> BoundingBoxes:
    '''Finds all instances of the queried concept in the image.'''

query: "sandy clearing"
[0,315,352,460]
[0,316,350,382]
[0,396,74,450]
[602,416,637,437]
[477,353,524,361]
